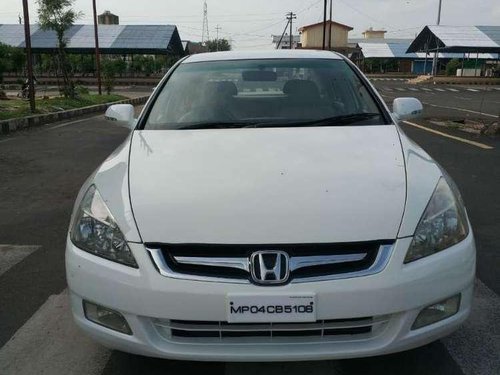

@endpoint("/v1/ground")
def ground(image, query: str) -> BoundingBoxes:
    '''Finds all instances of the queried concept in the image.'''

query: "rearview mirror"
[105,104,135,129]
[242,70,277,82]
[392,98,423,121]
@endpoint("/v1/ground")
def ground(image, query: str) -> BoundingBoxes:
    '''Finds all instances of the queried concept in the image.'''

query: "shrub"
[446,59,461,76]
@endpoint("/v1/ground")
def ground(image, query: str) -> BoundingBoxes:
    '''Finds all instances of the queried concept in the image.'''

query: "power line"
[336,0,389,28]
[296,0,324,15]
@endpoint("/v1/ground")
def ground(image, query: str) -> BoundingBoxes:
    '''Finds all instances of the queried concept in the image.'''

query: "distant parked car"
[66,50,475,361]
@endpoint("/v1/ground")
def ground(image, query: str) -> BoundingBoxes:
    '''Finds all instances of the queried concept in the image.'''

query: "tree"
[446,59,461,76]
[101,59,127,94]
[0,43,11,82]
[206,38,231,52]
[37,0,82,98]
[0,43,25,81]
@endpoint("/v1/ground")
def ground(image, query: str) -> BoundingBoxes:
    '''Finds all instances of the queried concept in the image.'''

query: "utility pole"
[286,12,297,49]
[92,0,102,95]
[322,0,327,50]
[215,24,221,51]
[276,19,291,49]
[432,0,443,76]
[328,0,333,50]
[22,0,35,113]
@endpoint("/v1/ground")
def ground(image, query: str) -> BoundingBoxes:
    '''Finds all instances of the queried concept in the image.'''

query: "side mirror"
[392,98,423,121]
[105,104,135,129]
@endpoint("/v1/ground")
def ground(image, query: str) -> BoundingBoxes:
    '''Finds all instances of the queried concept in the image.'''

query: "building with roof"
[362,28,387,40]
[183,41,208,55]
[98,11,119,25]
[0,24,184,56]
[272,34,300,49]
[350,26,499,75]
[407,25,500,54]
[298,20,354,55]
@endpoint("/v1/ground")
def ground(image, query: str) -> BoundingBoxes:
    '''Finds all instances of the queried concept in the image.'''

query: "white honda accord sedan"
[66,50,475,361]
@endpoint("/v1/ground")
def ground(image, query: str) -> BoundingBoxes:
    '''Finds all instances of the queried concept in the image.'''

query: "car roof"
[183,49,344,63]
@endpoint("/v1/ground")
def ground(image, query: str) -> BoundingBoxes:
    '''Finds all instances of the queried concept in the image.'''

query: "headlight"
[405,176,469,263]
[70,185,138,268]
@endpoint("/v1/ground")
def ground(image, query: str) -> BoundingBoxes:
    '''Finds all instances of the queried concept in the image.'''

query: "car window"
[143,58,386,129]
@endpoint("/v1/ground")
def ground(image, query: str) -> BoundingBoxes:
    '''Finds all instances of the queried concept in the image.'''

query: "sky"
[2,0,500,50]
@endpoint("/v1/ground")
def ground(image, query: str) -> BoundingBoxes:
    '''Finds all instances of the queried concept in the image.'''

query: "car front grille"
[153,317,390,342]
[146,241,393,284]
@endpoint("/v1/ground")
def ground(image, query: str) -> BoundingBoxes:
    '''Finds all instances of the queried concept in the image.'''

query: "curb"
[432,78,500,86]
[0,96,149,135]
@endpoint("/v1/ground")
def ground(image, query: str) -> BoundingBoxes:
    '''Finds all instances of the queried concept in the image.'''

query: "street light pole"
[328,0,333,51]
[436,0,442,25]
[92,0,102,95]
[22,0,35,113]
[322,0,327,50]
[432,0,443,76]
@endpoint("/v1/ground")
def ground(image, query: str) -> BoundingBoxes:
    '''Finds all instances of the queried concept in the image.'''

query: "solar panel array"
[408,25,500,54]
[0,24,183,55]
[357,39,496,59]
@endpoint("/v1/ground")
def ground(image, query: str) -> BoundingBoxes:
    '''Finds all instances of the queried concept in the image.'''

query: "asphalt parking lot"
[0,83,499,374]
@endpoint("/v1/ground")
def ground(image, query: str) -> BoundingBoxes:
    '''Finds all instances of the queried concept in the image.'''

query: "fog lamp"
[412,295,460,330]
[83,301,132,335]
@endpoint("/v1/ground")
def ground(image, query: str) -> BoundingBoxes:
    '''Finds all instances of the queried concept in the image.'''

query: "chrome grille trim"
[173,256,250,272]
[147,244,393,284]
[289,253,367,271]
[155,316,389,332]
[153,317,391,341]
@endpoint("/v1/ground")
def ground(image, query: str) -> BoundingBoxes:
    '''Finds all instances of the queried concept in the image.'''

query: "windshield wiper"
[175,113,381,130]
[244,113,382,128]
[175,121,269,130]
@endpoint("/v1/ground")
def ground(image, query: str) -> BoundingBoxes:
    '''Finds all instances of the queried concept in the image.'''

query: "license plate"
[227,294,316,323]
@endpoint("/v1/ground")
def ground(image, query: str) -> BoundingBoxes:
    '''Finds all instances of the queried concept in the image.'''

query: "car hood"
[129,126,406,244]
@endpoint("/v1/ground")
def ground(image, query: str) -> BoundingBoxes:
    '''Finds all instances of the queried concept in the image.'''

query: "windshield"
[143,58,387,130]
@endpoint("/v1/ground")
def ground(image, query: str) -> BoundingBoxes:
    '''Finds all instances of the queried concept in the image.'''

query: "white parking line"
[467,88,480,92]
[395,88,406,91]
[421,88,433,91]
[403,121,494,150]
[0,289,110,375]
[0,245,40,276]
[422,102,499,119]
[434,88,446,92]
[408,88,419,91]
[443,280,500,375]
[447,88,459,92]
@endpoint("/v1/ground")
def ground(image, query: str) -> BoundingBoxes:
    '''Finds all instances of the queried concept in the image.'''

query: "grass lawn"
[0,94,126,121]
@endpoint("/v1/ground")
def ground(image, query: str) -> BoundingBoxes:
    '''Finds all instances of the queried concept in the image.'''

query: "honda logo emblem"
[250,251,290,285]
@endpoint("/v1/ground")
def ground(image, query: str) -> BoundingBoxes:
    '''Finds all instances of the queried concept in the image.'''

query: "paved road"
[0,96,499,374]
[372,81,500,121]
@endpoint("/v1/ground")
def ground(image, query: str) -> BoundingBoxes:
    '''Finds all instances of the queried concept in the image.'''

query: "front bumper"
[66,234,475,362]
